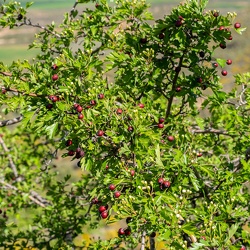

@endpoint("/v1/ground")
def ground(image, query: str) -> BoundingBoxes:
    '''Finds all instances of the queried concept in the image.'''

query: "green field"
[0,0,250,65]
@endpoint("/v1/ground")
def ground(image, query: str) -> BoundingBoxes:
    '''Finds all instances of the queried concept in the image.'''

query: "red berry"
[65,139,73,147]
[159,117,164,124]
[226,59,232,65]
[91,197,98,204]
[220,43,226,49]
[175,20,182,27]
[98,93,104,99]
[49,95,58,102]
[158,123,164,129]
[76,149,84,159]
[213,11,219,17]
[67,150,75,156]
[219,26,224,30]
[114,191,121,198]
[73,103,79,109]
[90,100,96,106]
[2,88,7,94]
[97,130,104,136]
[116,108,123,115]
[51,64,58,70]
[46,103,53,110]
[240,246,246,250]
[138,103,144,108]
[196,77,202,83]
[197,152,203,157]
[234,22,241,29]
[221,70,227,76]
[98,206,106,213]
[159,33,165,39]
[213,62,218,68]
[158,177,164,184]
[76,105,83,113]
[124,228,131,236]
[128,126,133,132]
[130,169,135,176]
[101,210,108,219]
[163,180,170,188]
[52,74,58,81]
[167,135,175,142]
[227,35,233,40]
[118,228,125,236]
[109,184,116,191]
[78,113,84,120]
[175,86,181,92]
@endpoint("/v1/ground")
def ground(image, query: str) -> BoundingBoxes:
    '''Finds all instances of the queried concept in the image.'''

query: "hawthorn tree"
[0,0,250,249]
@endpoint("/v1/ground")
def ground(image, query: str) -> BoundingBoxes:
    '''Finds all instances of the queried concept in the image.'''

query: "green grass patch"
[0,45,39,65]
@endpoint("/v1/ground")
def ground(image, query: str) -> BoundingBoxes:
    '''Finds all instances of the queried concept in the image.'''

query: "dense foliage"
[0,0,249,249]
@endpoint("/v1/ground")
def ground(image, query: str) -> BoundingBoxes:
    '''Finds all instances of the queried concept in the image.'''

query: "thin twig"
[191,126,234,136]
[165,53,185,119]
[70,0,79,18]
[0,136,19,178]
[15,18,61,38]
[0,180,50,207]
[0,71,26,81]
[0,115,23,127]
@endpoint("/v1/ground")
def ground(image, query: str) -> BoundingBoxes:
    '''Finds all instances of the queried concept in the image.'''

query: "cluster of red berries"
[98,204,109,219]
[118,227,131,237]
[108,184,121,198]
[65,139,85,159]
[218,22,241,77]
[158,177,171,190]
[157,117,164,129]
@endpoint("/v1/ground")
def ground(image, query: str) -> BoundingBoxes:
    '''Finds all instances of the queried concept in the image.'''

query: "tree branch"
[70,0,79,19]
[191,126,234,137]
[149,235,156,250]
[165,53,185,119]
[15,18,61,38]
[0,180,51,207]
[0,136,19,178]
[0,115,23,127]
[140,231,146,250]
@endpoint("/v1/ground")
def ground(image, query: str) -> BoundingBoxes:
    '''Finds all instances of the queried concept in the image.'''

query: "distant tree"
[0,0,249,249]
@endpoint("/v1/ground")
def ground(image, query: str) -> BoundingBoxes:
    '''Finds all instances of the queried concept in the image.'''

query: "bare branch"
[191,126,234,137]
[0,115,23,127]
[165,53,185,119]
[0,180,51,207]
[0,71,26,82]
[15,18,61,38]
[70,0,79,18]
[0,136,19,178]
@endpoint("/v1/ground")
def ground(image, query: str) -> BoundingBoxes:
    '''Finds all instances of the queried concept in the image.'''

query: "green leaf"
[189,172,200,191]
[216,58,226,68]
[45,122,58,139]
[155,144,164,167]
[235,27,247,35]
[26,2,33,8]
